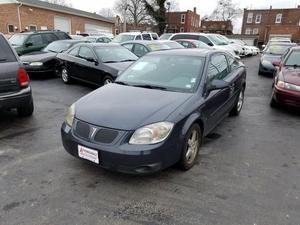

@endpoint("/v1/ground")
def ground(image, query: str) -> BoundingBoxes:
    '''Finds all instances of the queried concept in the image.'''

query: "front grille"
[73,119,120,144]
[94,129,119,144]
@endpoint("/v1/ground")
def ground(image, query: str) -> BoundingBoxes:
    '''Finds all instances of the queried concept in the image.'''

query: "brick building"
[200,20,233,35]
[241,5,300,45]
[165,7,200,33]
[0,0,114,36]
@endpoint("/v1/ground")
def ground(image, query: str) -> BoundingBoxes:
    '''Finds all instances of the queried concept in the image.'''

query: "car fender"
[181,112,204,138]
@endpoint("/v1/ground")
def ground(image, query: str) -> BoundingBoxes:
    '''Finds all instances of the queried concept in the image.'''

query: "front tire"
[103,75,113,85]
[61,66,72,84]
[229,88,245,116]
[17,98,34,117]
[179,124,202,171]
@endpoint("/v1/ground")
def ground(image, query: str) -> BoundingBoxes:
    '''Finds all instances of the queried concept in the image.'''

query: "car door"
[23,34,46,54]
[75,46,100,84]
[202,54,232,133]
[63,46,80,78]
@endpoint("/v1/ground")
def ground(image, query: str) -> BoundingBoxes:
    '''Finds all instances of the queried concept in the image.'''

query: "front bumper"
[0,86,32,110]
[273,86,300,108]
[61,122,182,174]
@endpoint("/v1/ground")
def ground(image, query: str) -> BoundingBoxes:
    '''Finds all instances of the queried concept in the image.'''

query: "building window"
[29,25,37,31]
[181,14,185,24]
[7,24,14,33]
[255,14,261,24]
[245,28,252,35]
[275,13,282,23]
[247,13,253,23]
[180,27,184,32]
[253,28,258,34]
[41,26,48,30]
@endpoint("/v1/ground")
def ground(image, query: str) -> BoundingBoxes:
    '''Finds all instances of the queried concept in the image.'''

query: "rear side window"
[44,33,58,44]
[78,47,95,59]
[56,32,70,40]
[0,35,16,62]
[151,33,158,40]
[68,46,80,56]
[135,35,142,40]
[142,34,152,40]
[27,34,44,45]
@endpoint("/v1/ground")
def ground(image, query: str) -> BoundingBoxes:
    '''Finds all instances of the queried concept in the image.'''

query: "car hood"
[214,45,235,55]
[103,61,134,72]
[75,83,192,130]
[20,52,57,63]
[282,67,300,86]
[261,54,281,62]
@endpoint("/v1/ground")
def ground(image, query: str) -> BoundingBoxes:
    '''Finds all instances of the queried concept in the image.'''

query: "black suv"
[9,30,71,56]
[0,33,34,116]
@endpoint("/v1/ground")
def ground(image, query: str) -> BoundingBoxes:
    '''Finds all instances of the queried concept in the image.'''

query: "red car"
[271,46,300,108]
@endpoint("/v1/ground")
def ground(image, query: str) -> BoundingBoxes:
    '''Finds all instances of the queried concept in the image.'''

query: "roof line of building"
[15,0,114,24]
[244,6,300,11]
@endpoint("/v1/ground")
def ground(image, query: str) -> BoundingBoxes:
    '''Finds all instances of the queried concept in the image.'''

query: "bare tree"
[98,8,115,18]
[44,0,72,7]
[209,0,242,21]
[114,0,149,26]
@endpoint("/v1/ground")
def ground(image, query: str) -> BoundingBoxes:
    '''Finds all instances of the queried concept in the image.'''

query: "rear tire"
[18,98,34,117]
[179,124,202,171]
[229,88,245,116]
[61,66,72,84]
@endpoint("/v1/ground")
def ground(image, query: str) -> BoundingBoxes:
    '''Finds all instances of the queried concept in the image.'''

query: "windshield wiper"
[119,59,136,62]
[114,81,131,86]
[132,84,167,90]
[103,60,118,63]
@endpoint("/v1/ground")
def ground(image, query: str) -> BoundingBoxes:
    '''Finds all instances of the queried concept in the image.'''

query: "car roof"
[77,43,121,48]
[86,36,110,38]
[53,39,83,43]
[269,42,297,46]
[290,46,300,51]
[19,30,65,35]
[118,32,141,35]
[146,48,220,57]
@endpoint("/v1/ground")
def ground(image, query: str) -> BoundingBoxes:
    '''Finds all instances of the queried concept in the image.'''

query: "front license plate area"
[78,145,99,164]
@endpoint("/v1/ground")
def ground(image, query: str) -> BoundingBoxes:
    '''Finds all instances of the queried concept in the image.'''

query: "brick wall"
[0,3,113,35]
[241,6,300,44]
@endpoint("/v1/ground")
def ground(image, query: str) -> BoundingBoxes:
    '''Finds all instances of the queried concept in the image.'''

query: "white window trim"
[29,24,37,31]
[247,13,253,23]
[275,13,282,24]
[255,14,261,24]
[181,14,186,24]
[245,28,252,35]
[253,28,258,34]
[7,24,14,33]
[180,27,184,32]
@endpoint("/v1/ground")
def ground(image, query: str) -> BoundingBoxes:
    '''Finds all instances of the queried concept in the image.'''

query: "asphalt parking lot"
[0,55,300,225]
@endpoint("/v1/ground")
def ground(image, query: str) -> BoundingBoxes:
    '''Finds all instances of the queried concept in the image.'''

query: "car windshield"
[208,35,228,46]
[146,43,170,51]
[160,33,173,40]
[94,46,138,63]
[9,34,28,46]
[285,51,300,66]
[85,37,97,42]
[265,44,293,55]
[111,34,135,43]
[44,42,73,53]
[117,55,204,93]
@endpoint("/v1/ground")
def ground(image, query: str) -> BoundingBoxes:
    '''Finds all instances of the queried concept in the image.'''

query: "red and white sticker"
[78,145,99,164]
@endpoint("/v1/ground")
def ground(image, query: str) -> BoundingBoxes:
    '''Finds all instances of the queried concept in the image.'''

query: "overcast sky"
[68,0,300,33]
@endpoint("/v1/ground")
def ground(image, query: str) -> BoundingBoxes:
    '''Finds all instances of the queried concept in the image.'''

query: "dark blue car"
[61,49,246,174]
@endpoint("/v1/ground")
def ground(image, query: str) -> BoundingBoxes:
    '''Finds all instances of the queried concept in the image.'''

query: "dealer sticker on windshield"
[78,145,99,164]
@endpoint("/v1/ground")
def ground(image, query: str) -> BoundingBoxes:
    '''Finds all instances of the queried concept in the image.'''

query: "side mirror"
[272,60,281,67]
[207,42,214,47]
[206,80,230,93]
[86,57,98,65]
[25,42,33,47]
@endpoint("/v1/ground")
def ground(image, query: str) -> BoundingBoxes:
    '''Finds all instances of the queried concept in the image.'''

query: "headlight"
[29,62,43,66]
[129,122,174,145]
[277,80,300,92]
[66,104,75,127]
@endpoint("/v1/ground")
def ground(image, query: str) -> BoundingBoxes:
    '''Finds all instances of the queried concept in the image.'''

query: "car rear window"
[0,35,17,63]
[56,32,71,40]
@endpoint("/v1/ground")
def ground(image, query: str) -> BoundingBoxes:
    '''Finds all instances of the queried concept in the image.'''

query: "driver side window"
[78,47,95,60]
[207,54,229,82]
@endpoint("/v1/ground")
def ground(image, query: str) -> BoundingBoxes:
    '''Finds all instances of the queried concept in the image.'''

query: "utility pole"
[123,4,129,33]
